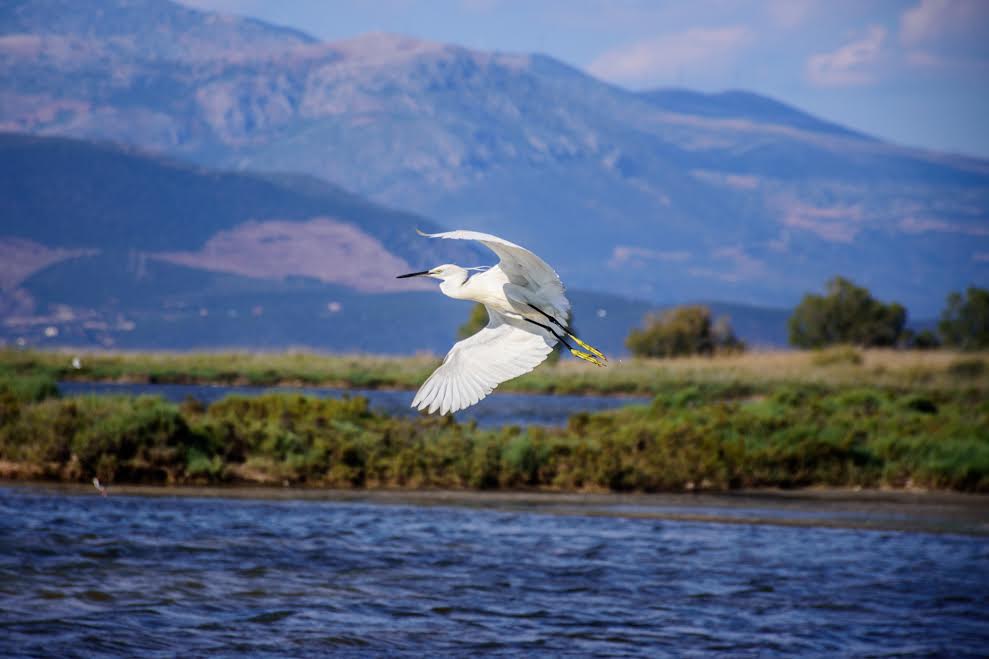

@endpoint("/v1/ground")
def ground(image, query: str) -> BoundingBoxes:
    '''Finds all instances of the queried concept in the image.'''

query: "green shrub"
[0,383,986,493]
[69,396,194,482]
[627,305,744,358]
[948,358,986,379]
[0,374,59,402]
[902,395,938,415]
[811,345,863,366]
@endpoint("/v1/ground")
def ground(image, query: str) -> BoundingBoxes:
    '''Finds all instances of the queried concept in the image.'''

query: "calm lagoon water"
[57,381,649,428]
[1,486,987,657]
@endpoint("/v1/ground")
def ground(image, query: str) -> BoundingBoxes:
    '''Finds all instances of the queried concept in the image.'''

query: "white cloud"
[903,49,989,74]
[609,246,691,268]
[459,0,502,11]
[765,0,817,29]
[899,1,989,75]
[587,26,751,88]
[688,246,767,283]
[805,26,886,87]
[900,0,987,45]
[899,217,989,236]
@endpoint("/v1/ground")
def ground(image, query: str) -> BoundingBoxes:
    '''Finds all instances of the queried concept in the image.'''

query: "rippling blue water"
[57,381,648,428]
[1,487,986,657]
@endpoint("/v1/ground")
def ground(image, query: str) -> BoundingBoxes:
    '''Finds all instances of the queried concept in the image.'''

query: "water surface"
[58,381,648,428]
[1,486,986,657]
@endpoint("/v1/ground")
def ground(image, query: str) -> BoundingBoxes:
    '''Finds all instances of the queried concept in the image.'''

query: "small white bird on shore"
[397,229,606,415]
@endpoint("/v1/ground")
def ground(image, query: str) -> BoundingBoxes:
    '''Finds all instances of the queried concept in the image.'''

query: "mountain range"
[0,132,790,353]
[1,0,985,352]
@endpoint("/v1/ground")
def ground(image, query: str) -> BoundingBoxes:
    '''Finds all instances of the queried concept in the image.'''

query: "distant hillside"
[0,0,315,56]
[11,252,790,354]
[2,0,986,317]
[636,89,869,140]
[0,132,481,278]
[0,133,792,352]
[0,132,481,349]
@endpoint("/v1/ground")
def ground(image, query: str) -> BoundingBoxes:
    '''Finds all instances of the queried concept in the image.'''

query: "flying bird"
[397,229,606,415]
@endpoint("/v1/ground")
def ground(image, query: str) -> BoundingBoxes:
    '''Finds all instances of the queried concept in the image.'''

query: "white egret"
[397,229,607,415]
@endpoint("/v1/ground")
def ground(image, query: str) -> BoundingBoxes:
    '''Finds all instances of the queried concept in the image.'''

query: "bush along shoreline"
[1,376,986,493]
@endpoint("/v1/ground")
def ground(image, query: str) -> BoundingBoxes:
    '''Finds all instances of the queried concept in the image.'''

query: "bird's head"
[396,264,467,282]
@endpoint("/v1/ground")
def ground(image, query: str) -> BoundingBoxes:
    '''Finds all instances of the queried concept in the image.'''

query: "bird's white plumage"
[405,229,587,415]
[411,308,555,415]
[417,229,571,325]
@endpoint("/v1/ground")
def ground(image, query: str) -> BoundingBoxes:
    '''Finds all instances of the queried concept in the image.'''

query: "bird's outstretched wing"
[417,229,571,324]
[412,307,556,415]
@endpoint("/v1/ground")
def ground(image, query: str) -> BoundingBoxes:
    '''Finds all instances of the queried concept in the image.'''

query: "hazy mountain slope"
[0,132,486,341]
[636,89,869,140]
[13,250,788,354]
[2,0,986,317]
[0,133,791,352]
[0,0,315,58]
[0,132,479,266]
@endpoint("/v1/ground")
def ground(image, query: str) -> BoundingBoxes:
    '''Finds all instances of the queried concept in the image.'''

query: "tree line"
[625,278,987,358]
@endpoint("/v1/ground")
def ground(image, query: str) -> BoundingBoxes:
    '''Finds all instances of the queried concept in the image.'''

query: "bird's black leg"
[526,303,608,362]
[526,303,571,332]
[524,318,570,348]
[524,318,604,367]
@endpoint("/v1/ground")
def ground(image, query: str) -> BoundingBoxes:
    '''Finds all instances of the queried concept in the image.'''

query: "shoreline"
[53,376,653,399]
[5,481,988,536]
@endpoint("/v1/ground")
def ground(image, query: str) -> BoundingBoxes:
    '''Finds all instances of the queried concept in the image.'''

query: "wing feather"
[411,382,429,409]
[464,371,487,403]
[436,380,446,415]
[442,379,456,416]
[412,307,556,415]
[428,381,441,414]
[426,383,440,414]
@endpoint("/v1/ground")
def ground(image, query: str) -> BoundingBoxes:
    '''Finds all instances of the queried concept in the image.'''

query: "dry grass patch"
[2,348,987,395]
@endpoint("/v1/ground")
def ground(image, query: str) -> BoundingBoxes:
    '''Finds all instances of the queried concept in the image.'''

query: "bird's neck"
[439,270,470,298]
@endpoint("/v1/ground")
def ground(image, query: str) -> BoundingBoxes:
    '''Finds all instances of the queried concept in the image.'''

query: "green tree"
[458,303,490,340]
[939,287,989,350]
[788,277,906,348]
[901,328,941,350]
[626,305,744,358]
[712,316,745,353]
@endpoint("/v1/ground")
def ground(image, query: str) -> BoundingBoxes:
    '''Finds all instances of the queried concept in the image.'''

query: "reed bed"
[1,347,986,395]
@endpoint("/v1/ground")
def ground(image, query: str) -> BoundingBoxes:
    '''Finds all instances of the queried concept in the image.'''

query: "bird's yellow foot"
[571,348,606,367]
[568,334,608,362]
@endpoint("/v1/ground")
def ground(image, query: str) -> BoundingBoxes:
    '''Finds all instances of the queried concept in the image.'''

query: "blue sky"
[181,0,989,158]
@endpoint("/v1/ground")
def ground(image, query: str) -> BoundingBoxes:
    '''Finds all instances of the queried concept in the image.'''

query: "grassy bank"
[2,347,987,395]
[1,375,986,492]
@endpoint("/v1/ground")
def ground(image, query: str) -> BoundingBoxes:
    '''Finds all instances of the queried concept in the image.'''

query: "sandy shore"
[5,481,988,536]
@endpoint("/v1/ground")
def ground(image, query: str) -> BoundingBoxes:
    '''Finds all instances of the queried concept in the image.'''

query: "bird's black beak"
[396,270,431,279]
